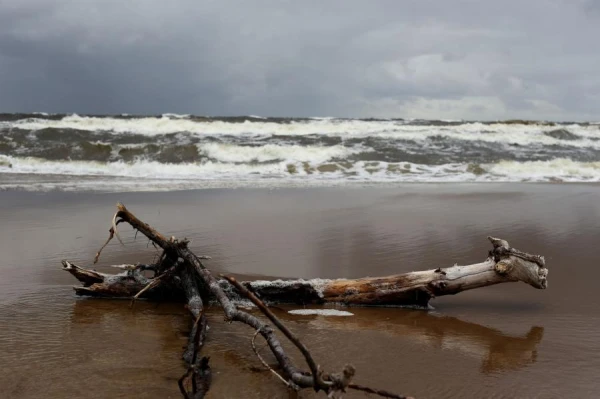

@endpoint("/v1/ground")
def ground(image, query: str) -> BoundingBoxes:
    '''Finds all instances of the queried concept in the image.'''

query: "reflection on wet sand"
[69,299,544,396]
[278,308,543,375]
[69,299,304,398]
[70,297,188,338]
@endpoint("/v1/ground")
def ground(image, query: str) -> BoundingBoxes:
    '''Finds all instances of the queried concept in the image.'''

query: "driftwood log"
[62,203,548,398]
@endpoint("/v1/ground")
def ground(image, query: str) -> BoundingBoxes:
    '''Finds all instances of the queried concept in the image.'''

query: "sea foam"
[3,154,600,186]
[6,115,600,149]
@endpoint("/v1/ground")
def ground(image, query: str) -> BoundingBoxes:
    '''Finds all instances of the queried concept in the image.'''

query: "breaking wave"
[1,113,600,191]
[3,114,600,147]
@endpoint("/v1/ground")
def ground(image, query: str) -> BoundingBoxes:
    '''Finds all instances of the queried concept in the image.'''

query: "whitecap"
[6,116,600,150]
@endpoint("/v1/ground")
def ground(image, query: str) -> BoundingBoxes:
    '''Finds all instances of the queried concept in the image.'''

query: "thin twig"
[221,275,328,391]
[252,329,290,387]
[93,218,125,264]
[349,384,413,399]
[112,210,125,246]
[130,278,162,308]
[130,263,179,308]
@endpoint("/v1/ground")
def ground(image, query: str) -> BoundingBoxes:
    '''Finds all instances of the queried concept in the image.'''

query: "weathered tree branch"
[222,275,329,392]
[65,236,547,308]
[178,265,211,399]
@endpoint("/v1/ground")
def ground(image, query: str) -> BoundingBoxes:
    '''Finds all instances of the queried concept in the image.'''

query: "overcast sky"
[1,0,599,120]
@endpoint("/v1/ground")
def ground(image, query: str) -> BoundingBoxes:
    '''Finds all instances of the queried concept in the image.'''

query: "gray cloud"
[0,0,599,120]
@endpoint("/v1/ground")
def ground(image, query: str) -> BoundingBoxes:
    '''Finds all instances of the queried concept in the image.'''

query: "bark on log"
[64,236,547,308]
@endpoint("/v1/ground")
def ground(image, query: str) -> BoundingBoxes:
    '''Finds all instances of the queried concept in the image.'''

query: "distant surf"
[1,113,599,191]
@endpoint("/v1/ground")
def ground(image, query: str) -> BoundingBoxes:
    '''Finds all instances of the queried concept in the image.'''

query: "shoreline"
[2,172,600,195]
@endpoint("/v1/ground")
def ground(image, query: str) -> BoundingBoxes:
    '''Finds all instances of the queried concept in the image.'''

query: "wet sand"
[1,184,600,398]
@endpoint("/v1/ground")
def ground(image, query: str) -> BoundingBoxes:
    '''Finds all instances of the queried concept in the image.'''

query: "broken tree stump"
[61,203,548,398]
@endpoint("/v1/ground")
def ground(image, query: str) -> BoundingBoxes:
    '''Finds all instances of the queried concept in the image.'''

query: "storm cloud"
[1,0,599,120]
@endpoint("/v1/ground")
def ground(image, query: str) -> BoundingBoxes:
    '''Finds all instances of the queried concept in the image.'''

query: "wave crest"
[2,155,600,187]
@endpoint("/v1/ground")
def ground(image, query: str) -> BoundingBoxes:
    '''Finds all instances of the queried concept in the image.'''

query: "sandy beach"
[1,183,600,398]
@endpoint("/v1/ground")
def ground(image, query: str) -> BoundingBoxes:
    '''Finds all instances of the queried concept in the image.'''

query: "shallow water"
[1,184,599,398]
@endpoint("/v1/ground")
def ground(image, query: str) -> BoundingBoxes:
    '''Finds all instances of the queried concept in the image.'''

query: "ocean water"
[1,113,600,191]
